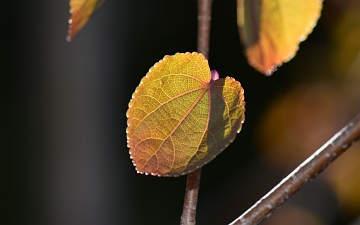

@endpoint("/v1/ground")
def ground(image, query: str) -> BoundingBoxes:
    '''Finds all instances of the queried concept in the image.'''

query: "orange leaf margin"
[67,0,106,42]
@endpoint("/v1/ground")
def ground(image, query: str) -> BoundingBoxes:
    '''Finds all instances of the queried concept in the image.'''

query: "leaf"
[126,52,245,177]
[237,0,322,75]
[67,0,106,42]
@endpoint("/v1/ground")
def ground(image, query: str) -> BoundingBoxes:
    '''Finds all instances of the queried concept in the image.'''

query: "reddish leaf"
[126,52,245,177]
[67,0,106,42]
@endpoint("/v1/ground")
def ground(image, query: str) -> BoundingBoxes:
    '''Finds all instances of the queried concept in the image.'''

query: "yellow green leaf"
[67,0,106,42]
[237,0,322,75]
[126,52,245,177]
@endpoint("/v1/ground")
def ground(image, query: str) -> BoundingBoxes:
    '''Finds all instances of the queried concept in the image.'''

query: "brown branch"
[197,0,213,58]
[229,112,360,225]
[180,169,202,225]
[180,1,213,225]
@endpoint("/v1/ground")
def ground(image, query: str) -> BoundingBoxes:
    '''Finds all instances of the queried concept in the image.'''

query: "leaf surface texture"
[127,52,245,176]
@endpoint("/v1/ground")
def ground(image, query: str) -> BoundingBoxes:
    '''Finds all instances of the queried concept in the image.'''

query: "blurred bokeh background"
[1,0,360,224]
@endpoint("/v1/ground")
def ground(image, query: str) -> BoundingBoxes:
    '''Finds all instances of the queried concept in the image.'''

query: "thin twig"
[229,112,360,225]
[180,1,213,225]
[180,169,202,225]
[197,0,212,59]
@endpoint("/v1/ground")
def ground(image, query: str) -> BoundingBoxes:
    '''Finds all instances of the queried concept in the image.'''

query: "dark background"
[1,1,360,225]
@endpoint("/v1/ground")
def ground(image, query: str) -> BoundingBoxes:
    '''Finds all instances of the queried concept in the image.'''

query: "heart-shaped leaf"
[67,0,106,42]
[126,52,245,177]
[237,0,322,75]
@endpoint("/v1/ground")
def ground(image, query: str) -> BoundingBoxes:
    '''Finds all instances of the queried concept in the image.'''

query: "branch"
[197,0,212,58]
[180,169,202,225]
[180,1,213,225]
[229,112,360,225]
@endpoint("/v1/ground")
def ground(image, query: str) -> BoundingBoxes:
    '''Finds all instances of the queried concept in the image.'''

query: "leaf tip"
[67,0,107,42]
[66,18,73,42]
[265,65,278,76]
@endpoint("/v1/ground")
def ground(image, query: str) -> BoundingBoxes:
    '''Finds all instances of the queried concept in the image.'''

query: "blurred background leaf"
[67,0,106,41]
[237,0,322,75]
